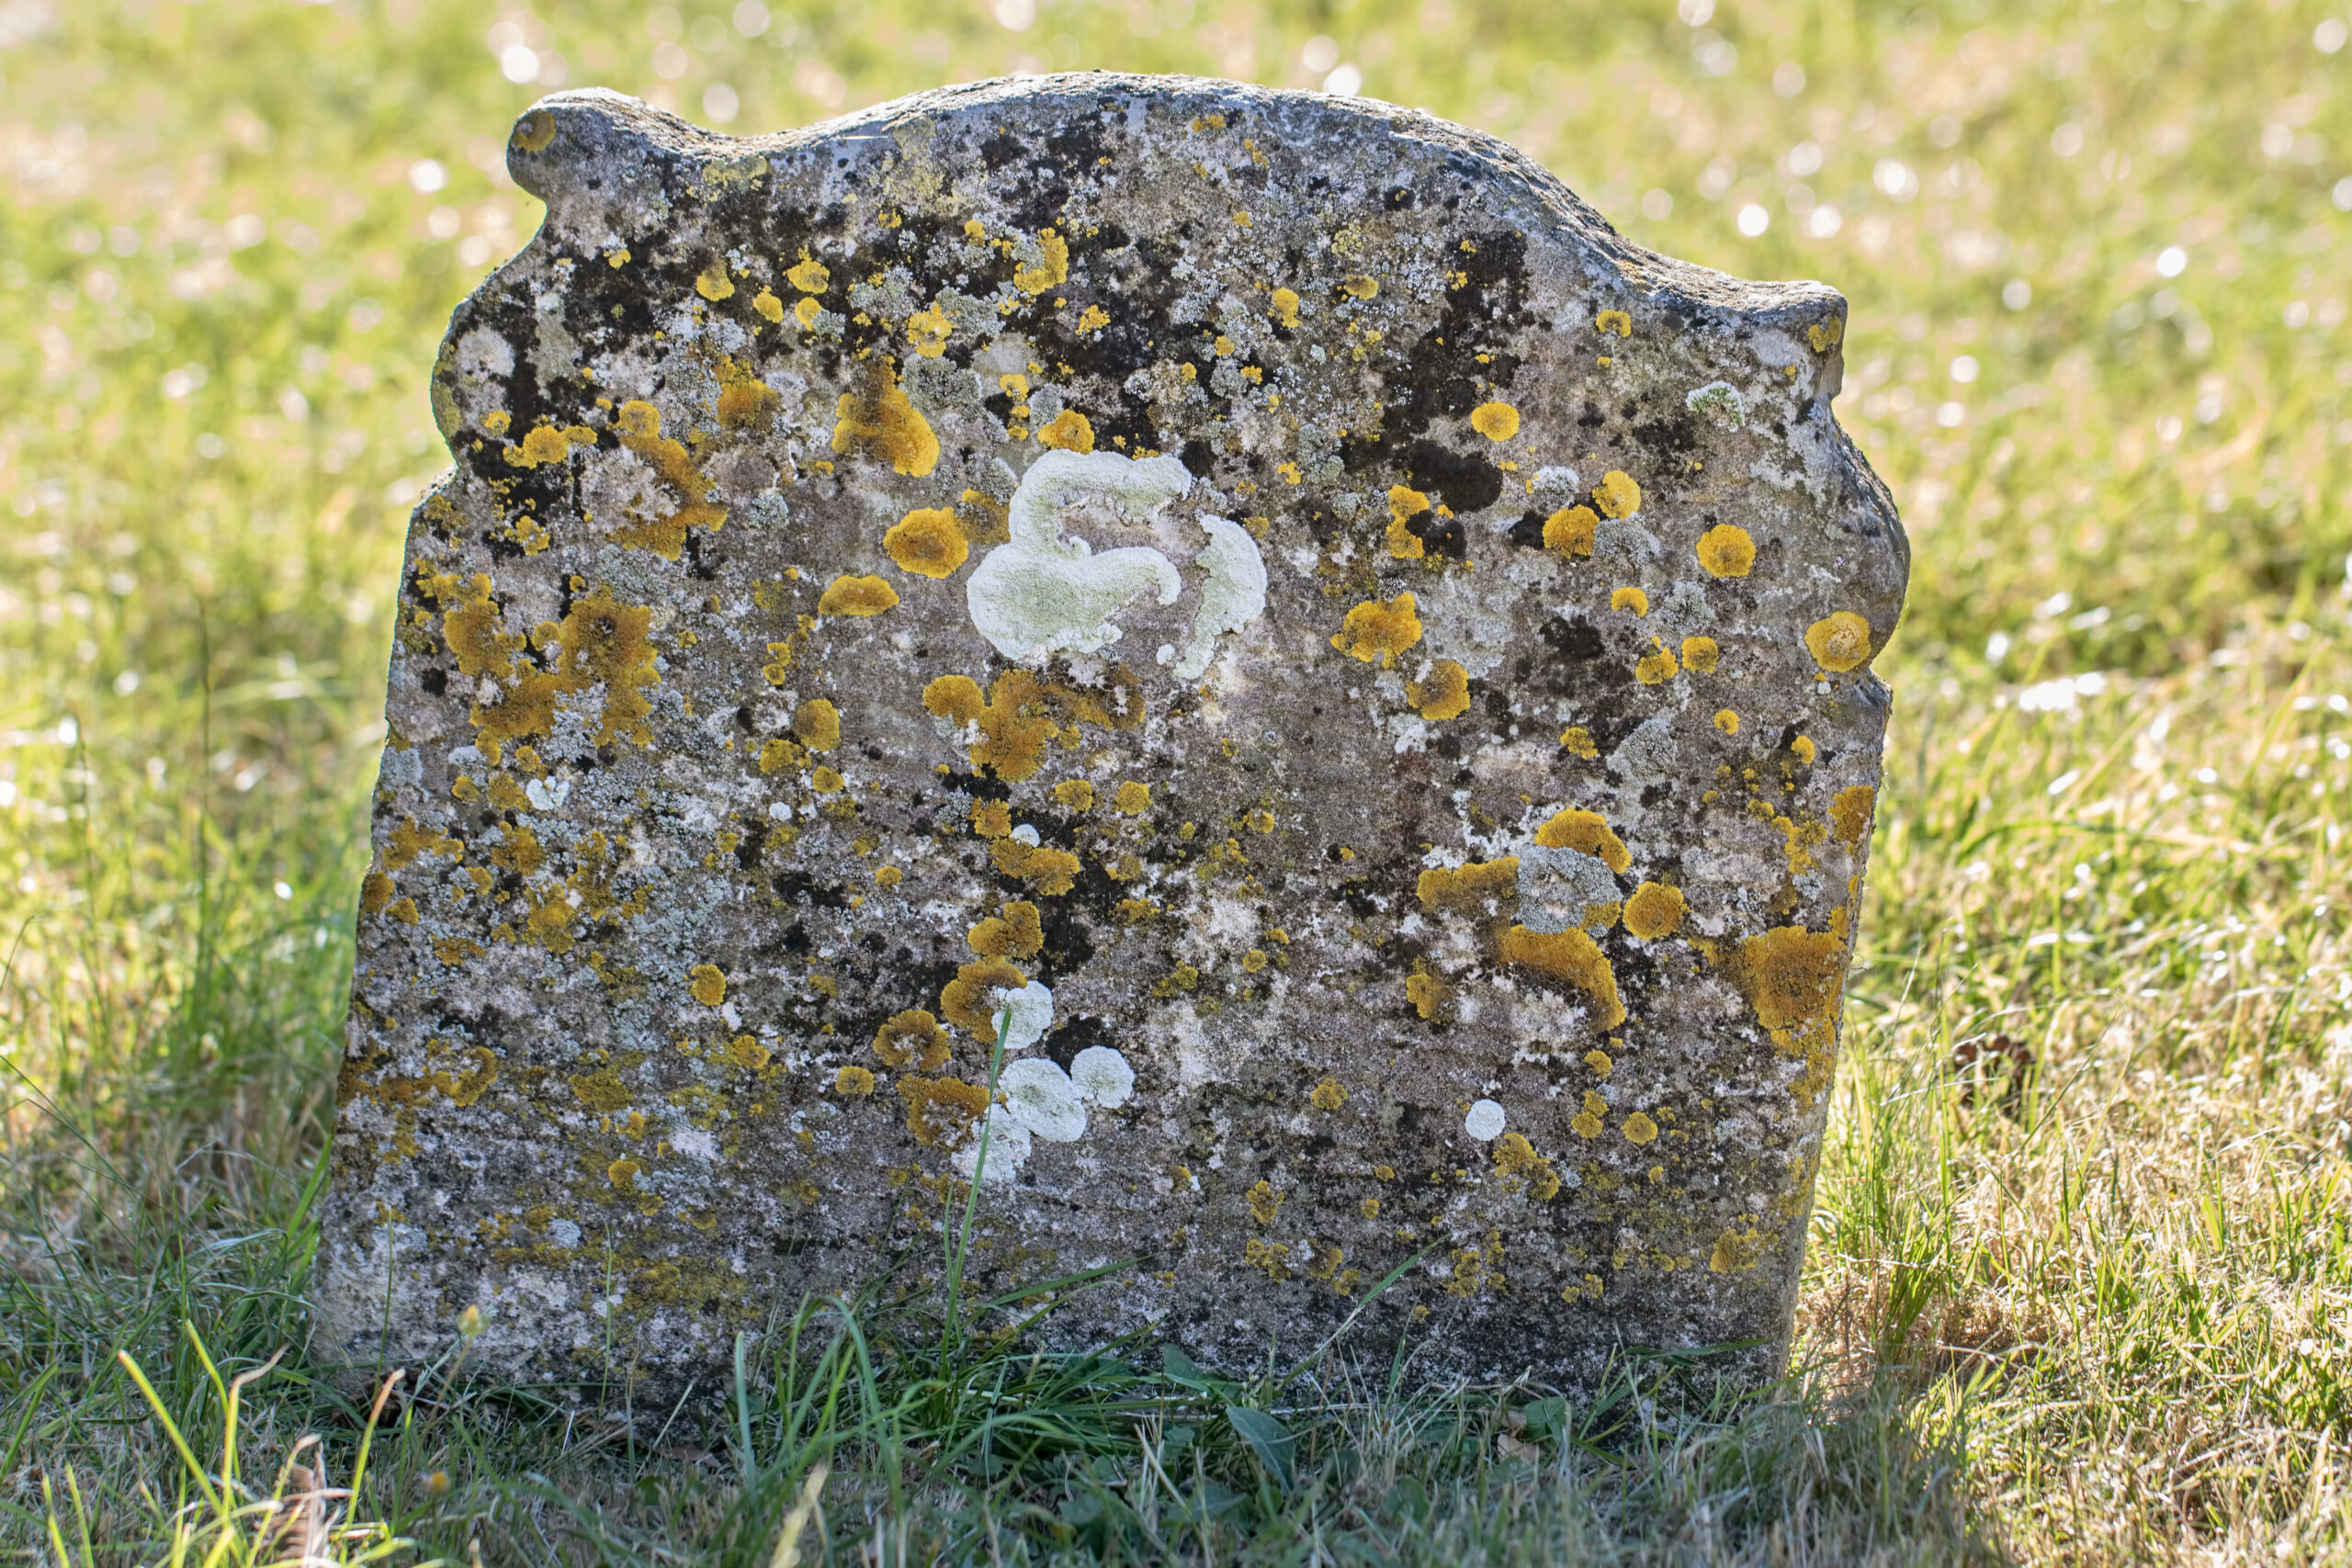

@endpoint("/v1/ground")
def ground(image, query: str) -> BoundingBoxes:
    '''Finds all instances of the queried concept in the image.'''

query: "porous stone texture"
[316,77,1907,1395]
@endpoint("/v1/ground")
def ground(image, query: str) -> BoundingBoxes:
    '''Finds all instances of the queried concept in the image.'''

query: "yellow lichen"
[831,365,940,477]
[906,304,953,357]
[1341,275,1379,299]
[1408,660,1471,720]
[940,957,1026,1040]
[1830,785,1877,847]
[1592,469,1642,519]
[1732,926,1848,1031]
[716,357,782,429]
[1711,1224,1770,1273]
[1114,781,1151,815]
[610,400,726,558]
[1053,779,1096,811]
[810,765,844,794]
[1035,410,1094,452]
[789,698,840,753]
[1012,228,1070,295]
[967,899,1044,959]
[818,575,899,617]
[1270,287,1300,328]
[726,1034,772,1071]
[1247,1179,1285,1224]
[1714,708,1740,736]
[1534,808,1631,874]
[1499,925,1626,1027]
[834,1065,875,1095]
[1611,586,1648,616]
[1792,735,1817,765]
[922,670,1073,782]
[1405,968,1450,1021]
[1468,401,1520,442]
[1634,642,1679,685]
[873,1009,951,1071]
[1595,309,1631,337]
[1416,856,1520,912]
[753,289,785,324]
[794,297,821,328]
[989,837,1081,897]
[1623,881,1687,940]
[1309,1077,1349,1111]
[1542,505,1597,558]
[1681,636,1720,674]
[1560,726,1598,758]
[785,249,830,293]
[1804,611,1874,671]
[607,1157,640,1192]
[1696,524,1756,578]
[695,260,735,301]
[1585,1048,1612,1077]
[1808,318,1844,352]
[688,964,727,1007]
[899,1075,990,1146]
[511,110,558,152]
[1075,303,1111,333]
[1385,485,1431,559]
[1621,1111,1658,1145]
[882,508,968,580]
[1493,1133,1562,1200]
[1331,592,1422,666]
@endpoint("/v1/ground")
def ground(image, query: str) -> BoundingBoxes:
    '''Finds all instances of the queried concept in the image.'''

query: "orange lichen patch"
[1416,856,1520,913]
[1408,660,1470,720]
[1500,926,1626,1028]
[1681,636,1720,674]
[818,575,899,617]
[1559,726,1598,759]
[1595,309,1631,337]
[491,823,543,877]
[688,964,727,1007]
[899,1075,990,1146]
[924,673,985,728]
[1035,409,1094,452]
[1244,949,1269,973]
[695,260,735,301]
[1731,927,1848,1032]
[1331,592,1422,666]
[611,400,726,558]
[1830,785,1877,847]
[758,737,802,773]
[1542,505,1597,558]
[1696,524,1756,578]
[1247,1179,1285,1224]
[1469,401,1520,441]
[384,816,461,872]
[1406,968,1450,1020]
[1385,485,1431,558]
[1592,469,1642,519]
[834,1064,875,1095]
[1309,1077,1349,1111]
[923,671,1061,782]
[1621,1111,1658,1145]
[1623,881,1687,940]
[1114,781,1151,815]
[716,357,782,429]
[1493,1134,1562,1200]
[940,958,1026,1040]
[967,899,1044,959]
[503,422,594,468]
[884,508,968,579]
[1611,586,1648,617]
[872,1009,951,1071]
[1714,708,1740,736]
[553,586,662,746]
[1270,286,1301,328]
[1341,275,1378,299]
[1052,779,1096,811]
[1792,735,1816,764]
[792,698,841,752]
[1012,228,1070,295]
[1634,642,1679,685]
[831,364,940,477]
[1534,808,1631,874]
[1805,611,1874,671]
[989,837,1081,897]
[785,248,830,292]
[905,304,953,357]
[1074,303,1111,333]
[969,799,1012,839]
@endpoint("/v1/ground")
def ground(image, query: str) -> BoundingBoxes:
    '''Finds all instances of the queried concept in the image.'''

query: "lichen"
[1035,410,1094,452]
[1498,925,1625,1028]
[966,450,1188,664]
[1493,1133,1561,1200]
[793,698,841,751]
[1534,808,1630,874]
[1730,926,1847,1032]
[1804,611,1874,671]
[818,575,899,617]
[1247,1179,1285,1224]
[967,899,1044,958]
[1681,636,1720,674]
[1469,401,1519,441]
[1408,660,1470,720]
[1611,586,1648,617]
[1559,727,1598,758]
[689,964,727,1006]
[831,364,940,477]
[1696,524,1756,578]
[833,1065,876,1095]
[1309,1077,1348,1111]
[1634,641,1679,684]
[1623,881,1686,940]
[1621,1111,1657,1145]
[611,400,726,558]
[940,957,1026,1040]
[1114,781,1151,815]
[1595,309,1631,337]
[899,1075,990,1145]
[1830,785,1877,847]
[872,1009,951,1071]
[1416,856,1520,912]
[1592,470,1642,519]
[989,836,1081,897]
[1331,592,1422,666]
[1052,779,1096,810]
[1542,505,1597,558]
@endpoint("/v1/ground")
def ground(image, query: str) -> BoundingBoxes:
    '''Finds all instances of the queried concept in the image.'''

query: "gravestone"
[315,76,1906,1394]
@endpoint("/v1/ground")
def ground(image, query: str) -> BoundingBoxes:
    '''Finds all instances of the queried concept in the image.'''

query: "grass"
[2,0,2349,1560]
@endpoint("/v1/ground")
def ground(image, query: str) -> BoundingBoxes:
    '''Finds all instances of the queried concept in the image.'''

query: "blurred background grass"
[2,0,2350,1562]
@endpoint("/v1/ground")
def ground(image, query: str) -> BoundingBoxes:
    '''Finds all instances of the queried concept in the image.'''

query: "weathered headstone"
[316,77,1906,1394]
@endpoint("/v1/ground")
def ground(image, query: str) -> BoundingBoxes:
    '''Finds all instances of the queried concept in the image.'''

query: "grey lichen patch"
[318,76,1906,1404]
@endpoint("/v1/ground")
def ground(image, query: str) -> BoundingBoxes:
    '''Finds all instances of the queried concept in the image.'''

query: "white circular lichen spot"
[1464,1099,1507,1141]
[1000,1056,1088,1143]
[1069,1044,1135,1109]
[993,981,1054,1054]
[956,1105,1031,1184]
[1010,823,1041,846]
[966,449,1265,676]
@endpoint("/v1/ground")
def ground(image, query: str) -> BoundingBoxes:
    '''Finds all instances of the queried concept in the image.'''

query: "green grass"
[3,0,2350,1560]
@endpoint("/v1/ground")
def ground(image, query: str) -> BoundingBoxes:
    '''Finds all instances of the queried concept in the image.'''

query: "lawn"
[2,0,2349,1562]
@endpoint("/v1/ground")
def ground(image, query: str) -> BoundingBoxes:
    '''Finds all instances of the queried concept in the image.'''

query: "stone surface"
[315,75,1907,1394]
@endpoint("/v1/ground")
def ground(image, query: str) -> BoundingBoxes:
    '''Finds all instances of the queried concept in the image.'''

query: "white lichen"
[967,450,1186,663]
[1000,1056,1087,1143]
[994,980,1054,1054]
[955,1105,1032,1184]
[1464,1099,1507,1141]
[1513,843,1622,934]
[1069,1044,1136,1108]
[1172,514,1267,679]
[1686,380,1746,428]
